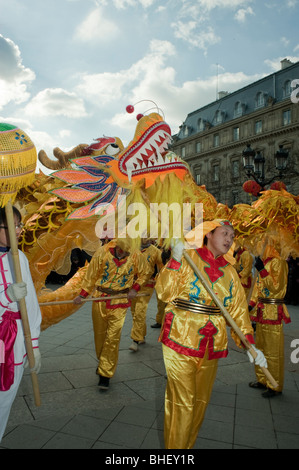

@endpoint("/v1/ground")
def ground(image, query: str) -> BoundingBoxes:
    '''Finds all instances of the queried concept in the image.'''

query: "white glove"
[247,345,267,368]
[6,282,27,302]
[170,239,185,262]
[24,348,41,374]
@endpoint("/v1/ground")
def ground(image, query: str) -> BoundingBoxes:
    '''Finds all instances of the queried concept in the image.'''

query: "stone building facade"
[171,59,299,206]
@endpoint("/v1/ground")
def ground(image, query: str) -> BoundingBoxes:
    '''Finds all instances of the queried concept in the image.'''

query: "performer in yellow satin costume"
[130,241,163,351]
[155,220,265,449]
[249,244,290,397]
[74,240,151,390]
[234,245,253,299]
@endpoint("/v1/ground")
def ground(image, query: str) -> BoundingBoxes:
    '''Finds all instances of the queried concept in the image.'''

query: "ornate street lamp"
[242,143,289,191]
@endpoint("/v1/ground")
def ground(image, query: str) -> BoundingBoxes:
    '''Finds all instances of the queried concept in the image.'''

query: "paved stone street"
[1,288,298,449]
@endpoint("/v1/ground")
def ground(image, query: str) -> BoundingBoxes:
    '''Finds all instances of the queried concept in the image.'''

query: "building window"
[232,161,239,178]
[255,92,265,108]
[183,126,189,137]
[213,164,220,182]
[283,109,291,126]
[233,127,239,141]
[196,141,201,153]
[234,101,243,117]
[196,174,201,185]
[255,120,262,134]
[213,134,219,147]
[283,80,292,98]
[215,110,224,124]
[181,146,186,158]
[197,119,205,132]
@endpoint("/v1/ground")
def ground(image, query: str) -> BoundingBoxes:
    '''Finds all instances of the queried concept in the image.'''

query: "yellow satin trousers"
[162,344,219,449]
[255,322,284,392]
[92,301,127,378]
[130,286,154,342]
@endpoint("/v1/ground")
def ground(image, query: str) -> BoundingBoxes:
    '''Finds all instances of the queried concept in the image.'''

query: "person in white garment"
[0,206,42,442]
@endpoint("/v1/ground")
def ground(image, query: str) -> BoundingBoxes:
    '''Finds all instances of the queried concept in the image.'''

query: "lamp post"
[242,143,289,190]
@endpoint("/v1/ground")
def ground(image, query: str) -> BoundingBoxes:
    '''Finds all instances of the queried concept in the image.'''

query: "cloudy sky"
[1,0,299,171]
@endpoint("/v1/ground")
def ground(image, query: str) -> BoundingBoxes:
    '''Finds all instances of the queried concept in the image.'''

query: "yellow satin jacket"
[155,246,254,359]
[249,256,290,325]
[234,248,253,293]
[80,243,152,308]
[140,244,163,287]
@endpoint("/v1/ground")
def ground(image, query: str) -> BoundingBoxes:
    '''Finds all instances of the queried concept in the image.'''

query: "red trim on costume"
[235,248,245,263]
[132,283,140,292]
[0,255,12,304]
[160,311,228,359]
[94,292,130,309]
[109,248,128,267]
[245,334,255,345]
[167,258,181,271]
[241,277,252,289]
[251,302,291,325]
[105,299,130,309]
[196,246,228,284]
[79,289,89,298]
[145,282,155,288]
[259,268,269,279]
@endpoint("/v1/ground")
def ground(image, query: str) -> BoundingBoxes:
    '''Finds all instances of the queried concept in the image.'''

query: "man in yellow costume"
[234,244,253,299]
[74,239,152,390]
[155,220,267,449]
[129,239,163,352]
[248,242,290,398]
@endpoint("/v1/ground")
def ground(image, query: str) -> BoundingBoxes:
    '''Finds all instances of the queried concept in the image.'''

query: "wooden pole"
[5,201,41,406]
[183,251,278,389]
[39,292,150,306]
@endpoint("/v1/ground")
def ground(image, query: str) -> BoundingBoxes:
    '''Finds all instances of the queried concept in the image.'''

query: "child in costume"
[249,243,290,397]
[129,239,163,352]
[155,219,267,449]
[74,239,152,390]
[0,207,41,442]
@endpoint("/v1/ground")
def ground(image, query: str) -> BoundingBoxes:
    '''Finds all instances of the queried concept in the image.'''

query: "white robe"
[0,249,41,441]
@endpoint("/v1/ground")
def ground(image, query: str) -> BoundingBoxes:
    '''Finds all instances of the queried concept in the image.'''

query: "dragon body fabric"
[10,112,298,330]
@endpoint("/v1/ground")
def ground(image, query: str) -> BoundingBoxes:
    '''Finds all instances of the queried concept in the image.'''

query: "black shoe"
[249,381,267,389]
[262,388,282,398]
[98,375,110,391]
[151,322,161,328]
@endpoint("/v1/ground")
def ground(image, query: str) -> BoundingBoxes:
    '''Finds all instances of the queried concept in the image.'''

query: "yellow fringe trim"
[0,146,37,207]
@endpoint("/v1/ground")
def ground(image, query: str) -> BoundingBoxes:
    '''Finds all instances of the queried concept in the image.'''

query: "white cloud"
[196,0,252,9]
[0,34,35,110]
[171,21,220,50]
[76,39,176,104]
[280,37,290,47]
[111,0,156,8]
[73,6,119,43]
[24,88,88,118]
[234,6,255,22]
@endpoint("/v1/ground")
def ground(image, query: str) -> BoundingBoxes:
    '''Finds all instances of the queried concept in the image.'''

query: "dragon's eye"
[106,144,120,156]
